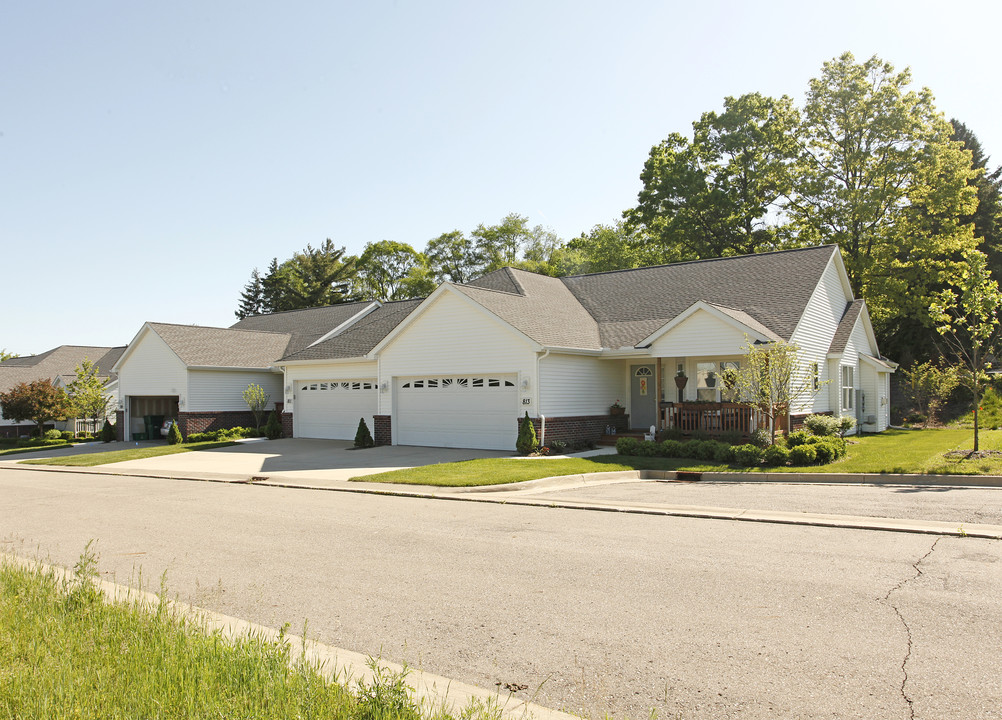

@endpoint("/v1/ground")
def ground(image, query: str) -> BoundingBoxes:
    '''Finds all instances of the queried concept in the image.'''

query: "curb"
[2,553,577,720]
[4,462,1001,539]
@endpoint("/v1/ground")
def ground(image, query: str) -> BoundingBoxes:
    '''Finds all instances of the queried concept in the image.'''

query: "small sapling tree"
[242,383,271,431]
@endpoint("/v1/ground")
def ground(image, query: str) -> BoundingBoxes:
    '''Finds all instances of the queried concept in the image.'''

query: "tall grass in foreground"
[0,547,499,720]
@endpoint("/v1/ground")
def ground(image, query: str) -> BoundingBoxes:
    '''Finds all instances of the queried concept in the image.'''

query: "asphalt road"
[537,480,1002,526]
[2,468,1000,720]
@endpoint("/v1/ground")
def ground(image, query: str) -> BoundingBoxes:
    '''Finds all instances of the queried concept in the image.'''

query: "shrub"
[100,419,115,443]
[719,430,743,446]
[659,439,683,458]
[59,431,73,441]
[549,440,568,455]
[763,444,790,466]
[656,428,684,442]
[786,430,810,447]
[733,444,763,466]
[354,418,375,449]
[805,436,846,463]
[265,411,283,440]
[837,416,857,437]
[690,429,711,441]
[167,421,183,445]
[789,444,818,466]
[636,440,660,457]
[696,440,724,460]
[803,414,841,437]
[44,429,62,441]
[712,443,735,463]
[516,412,537,455]
[616,436,640,455]
[681,440,704,459]
[750,428,772,448]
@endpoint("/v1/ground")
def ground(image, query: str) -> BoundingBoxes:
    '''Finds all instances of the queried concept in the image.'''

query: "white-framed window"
[696,362,717,402]
[811,361,819,392]
[841,365,854,410]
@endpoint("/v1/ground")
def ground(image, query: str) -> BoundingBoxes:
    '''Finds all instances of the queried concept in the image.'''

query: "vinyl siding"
[285,361,378,408]
[187,370,282,412]
[837,318,874,426]
[649,311,753,357]
[118,329,187,401]
[790,255,849,414]
[377,292,537,416]
[539,354,625,416]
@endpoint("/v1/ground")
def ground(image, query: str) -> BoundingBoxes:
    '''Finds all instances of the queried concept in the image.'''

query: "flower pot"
[610,406,625,416]
[674,376,688,390]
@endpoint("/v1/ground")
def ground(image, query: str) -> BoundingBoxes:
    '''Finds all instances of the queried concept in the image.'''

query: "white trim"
[187,365,284,373]
[636,300,778,348]
[369,284,545,357]
[859,353,898,372]
[305,302,381,348]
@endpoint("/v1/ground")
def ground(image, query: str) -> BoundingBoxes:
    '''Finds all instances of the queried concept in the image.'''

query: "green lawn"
[356,428,1002,487]
[0,549,491,720]
[0,442,73,457]
[19,441,239,467]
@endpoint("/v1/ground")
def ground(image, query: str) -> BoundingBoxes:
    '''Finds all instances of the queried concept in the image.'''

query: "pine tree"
[235,269,266,319]
[354,417,374,448]
[100,418,116,443]
[167,421,183,445]
[516,412,538,455]
[264,410,283,439]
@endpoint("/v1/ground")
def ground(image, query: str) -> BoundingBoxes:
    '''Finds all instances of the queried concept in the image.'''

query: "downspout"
[537,349,550,446]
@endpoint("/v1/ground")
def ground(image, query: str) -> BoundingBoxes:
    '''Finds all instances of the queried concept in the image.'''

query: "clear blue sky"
[2,0,998,356]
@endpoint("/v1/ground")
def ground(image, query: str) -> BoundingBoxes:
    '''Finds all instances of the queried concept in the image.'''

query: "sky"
[2,0,999,356]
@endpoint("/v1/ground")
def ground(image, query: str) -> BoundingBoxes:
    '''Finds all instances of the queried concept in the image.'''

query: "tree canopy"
[0,379,72,436]
[66,359,112,422]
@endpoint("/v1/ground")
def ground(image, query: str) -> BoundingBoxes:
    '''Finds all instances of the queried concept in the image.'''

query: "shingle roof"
[146,323,291,368]
[453,271,603,349]
[229,302,376,356]
[464,268,525,295]
[279,299,424,361]
[561,245,837,348]
[0,345,125,392]
[828,299,865,354]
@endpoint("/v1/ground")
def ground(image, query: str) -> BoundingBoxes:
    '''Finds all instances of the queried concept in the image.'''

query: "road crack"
[882,537,942,719]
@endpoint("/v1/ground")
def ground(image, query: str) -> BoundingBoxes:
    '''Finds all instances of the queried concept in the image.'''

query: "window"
[841,366,854,410]
[696,362,717,402]
[811,362,819,392]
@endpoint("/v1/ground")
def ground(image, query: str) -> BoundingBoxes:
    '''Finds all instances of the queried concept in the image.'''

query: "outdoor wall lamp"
[380,382,389,393]
[521,378,530,390]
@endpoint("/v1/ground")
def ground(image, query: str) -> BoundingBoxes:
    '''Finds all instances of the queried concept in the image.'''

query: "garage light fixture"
[521,378,530,391]
[380,382,389,393]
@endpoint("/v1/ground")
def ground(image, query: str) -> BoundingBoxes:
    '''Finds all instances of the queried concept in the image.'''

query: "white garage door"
[295,380,377,440]
[396,375,518,451]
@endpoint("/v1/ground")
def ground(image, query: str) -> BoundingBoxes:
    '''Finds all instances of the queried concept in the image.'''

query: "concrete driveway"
[101,438,511,482]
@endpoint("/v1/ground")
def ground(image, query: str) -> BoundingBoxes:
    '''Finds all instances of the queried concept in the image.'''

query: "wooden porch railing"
[660,402,769,437]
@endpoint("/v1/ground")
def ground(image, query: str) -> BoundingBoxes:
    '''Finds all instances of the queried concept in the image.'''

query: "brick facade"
[177,411,257,438]
[281,412,294,438]
[373,415,391,445]
[524,414,620,447]
[115,410,125,441]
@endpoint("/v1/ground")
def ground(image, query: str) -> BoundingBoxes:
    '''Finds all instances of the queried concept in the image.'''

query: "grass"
[19,440,239,467]
[351,455,730,486]
[356,428,1002,486]
[0,442,73,457]
[0,546,500,720]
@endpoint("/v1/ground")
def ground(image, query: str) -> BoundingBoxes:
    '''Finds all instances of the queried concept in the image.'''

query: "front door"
[630,365,657,430]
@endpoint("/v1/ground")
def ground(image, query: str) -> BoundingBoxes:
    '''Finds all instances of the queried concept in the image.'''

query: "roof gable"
[145,323,292,369]
[279,299,425,362]
[639,301,783,348]
[0,345,126,393]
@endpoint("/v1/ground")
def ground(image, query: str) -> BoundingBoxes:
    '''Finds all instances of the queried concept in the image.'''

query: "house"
[112,302,403,440]
[0,345,125,437]
[114,244,895,450]
[273,244,896,450]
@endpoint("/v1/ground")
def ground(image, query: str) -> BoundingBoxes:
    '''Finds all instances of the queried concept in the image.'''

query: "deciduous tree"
[725,338,825,444]
[66,359,112,425]
[0,379,72,437]
[242,383,270,430]
[930,248,1002,451]
[0,349,17,362]
[625,93,798,263]
[353,240,431,301]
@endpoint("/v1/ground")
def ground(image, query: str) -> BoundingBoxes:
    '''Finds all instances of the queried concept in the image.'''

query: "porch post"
[655,357,663,430]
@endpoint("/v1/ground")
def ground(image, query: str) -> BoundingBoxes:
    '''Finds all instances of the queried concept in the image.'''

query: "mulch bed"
[943,449,1002,460]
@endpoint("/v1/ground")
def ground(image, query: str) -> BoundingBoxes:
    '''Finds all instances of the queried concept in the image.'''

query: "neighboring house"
[0,346,125,437]
[273,244,896,450]
[112,303,391,440]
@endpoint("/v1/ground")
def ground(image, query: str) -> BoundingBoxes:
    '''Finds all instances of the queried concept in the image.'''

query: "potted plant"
[674,369,688,390]
[610,399,625,416]
[705,371,717,388]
